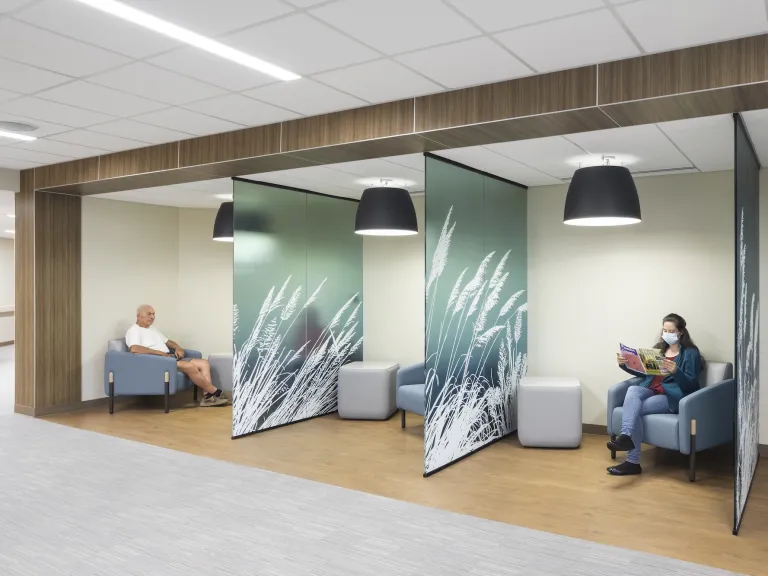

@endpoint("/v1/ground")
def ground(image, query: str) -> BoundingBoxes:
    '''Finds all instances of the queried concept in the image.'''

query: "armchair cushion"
[397,384,425,416]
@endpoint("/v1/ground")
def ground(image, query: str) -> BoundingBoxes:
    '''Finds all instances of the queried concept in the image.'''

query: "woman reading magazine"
[608,313,702,476]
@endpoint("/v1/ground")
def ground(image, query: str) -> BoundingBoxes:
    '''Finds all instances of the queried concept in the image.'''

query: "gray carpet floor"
[0,414,742,576]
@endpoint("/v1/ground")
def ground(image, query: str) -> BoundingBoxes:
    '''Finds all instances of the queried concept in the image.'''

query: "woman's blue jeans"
[620,386,669,464]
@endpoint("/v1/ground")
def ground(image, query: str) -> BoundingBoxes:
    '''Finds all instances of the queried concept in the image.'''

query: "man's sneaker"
[200,394,230,407]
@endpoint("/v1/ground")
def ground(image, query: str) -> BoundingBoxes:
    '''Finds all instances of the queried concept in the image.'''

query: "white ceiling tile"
[396,37,531,89]
[0,89,20,104]
[496,9,640,72]
[36,81,167,117]
[327,158,425,186]
[0,145,71,163]
[244,79,365,115]
[564,124,693,172]
[131,108,245,136]
[14,138,107,158]
[445,0,604,33]
[148,47,276,92]
[381,154,425,172]
[283,0,327,7]
[314,60,443,103]
[0,96,115,128]
[0,157,39,170]
[14,0,180,59]
[486,136,590,179]
[0,0,33,12]
[124,0,294,36]
[656,114,734,172]
[89,62,226,106]
[311,0,479,54]
[435,147,562,186]
[249,169,361,199]
[89,119,194,144]
[50,130,147,152]
[0,19,130,77]
[225,13,379,75]
[0,57,70,94]
[184,94,300,126]
[616,0,768,53]
[0,112,72,137]
[96,184,228,209]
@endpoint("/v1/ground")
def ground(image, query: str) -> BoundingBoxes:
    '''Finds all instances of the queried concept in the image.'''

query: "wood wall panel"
[14,171,35,410]
[35,158,99,189]
[282,100,414,152]
[599,35,768,104]
[600,83,768,127]
[99,143,179,179]
[416,67,597,132]
[34,192,81,409]
[179,124,281,167]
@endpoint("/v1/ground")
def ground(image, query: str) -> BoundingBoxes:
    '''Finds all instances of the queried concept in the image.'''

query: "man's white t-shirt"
[125,324,170,353]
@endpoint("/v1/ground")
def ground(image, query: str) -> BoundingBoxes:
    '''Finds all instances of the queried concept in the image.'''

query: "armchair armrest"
[678,378,735,454]
[397,362,425,389]
[104,351,179,396]
[607,377,644,434]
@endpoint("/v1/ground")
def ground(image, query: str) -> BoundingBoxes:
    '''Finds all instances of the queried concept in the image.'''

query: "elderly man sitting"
[126,305,229,407]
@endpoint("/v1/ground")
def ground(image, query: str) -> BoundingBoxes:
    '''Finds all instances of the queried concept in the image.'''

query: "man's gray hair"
[136,304,153,315]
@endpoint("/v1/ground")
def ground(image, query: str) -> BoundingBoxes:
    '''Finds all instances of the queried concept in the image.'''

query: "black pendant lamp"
[213,201,233,242]
[564,157,641,226]
[355,180,418,236]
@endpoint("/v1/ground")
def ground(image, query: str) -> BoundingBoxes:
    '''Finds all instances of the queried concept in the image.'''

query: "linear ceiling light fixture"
[70,0,301,81]
[563,156,641,227]
[0,129,36,142]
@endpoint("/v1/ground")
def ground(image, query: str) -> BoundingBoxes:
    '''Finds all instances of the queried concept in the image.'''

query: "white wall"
[759,172,768,443]
[81,198,180,401]
[0,237,13,343]
[363,195,425,366]
[177,208,233,356]
[528,171,735,426]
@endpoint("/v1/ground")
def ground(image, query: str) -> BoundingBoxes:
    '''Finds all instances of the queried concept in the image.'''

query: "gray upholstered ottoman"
[208,354,233,392]
[518,376,582,448]
[338,361,399,420]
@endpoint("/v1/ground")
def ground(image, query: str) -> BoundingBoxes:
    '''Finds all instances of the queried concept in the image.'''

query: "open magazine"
[619,343,669,376]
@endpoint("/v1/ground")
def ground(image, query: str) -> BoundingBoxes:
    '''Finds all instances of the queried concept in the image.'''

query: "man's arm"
[129,344,171,356]
[165,339,185,358]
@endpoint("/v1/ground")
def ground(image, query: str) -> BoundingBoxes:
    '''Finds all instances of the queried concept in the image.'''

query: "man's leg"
[620,386,655,463]
[177,361,216,394]
[187,358,214,388]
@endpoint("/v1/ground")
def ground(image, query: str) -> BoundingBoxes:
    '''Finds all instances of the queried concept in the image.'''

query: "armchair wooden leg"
[401,410,406,429]
[610,434,616,460]
[108,372,114,415]
[164,372,170,414]
[689,419,697,483]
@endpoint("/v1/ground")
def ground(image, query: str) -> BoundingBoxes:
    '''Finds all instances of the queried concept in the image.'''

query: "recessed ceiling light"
[0,129,36,142]
[71,0,300,81]
[0,121,37,132]
[214,193,233,201]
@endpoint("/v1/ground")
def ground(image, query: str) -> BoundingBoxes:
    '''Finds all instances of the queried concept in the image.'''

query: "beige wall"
[177,208,233,356]
[362,195,425,367]
[0,237,13,343]
[527,171,735,426]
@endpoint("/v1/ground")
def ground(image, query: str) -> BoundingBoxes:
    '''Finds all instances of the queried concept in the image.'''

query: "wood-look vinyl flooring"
[46,402,768,575]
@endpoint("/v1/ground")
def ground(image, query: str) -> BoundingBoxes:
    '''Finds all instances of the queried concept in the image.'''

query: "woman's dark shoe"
[607,461,642,476]
[607,434,635,452]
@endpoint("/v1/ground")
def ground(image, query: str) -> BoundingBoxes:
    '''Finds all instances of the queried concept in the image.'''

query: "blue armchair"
[607,360,734,481]
[104,338,203,414]
[396,362,425,428]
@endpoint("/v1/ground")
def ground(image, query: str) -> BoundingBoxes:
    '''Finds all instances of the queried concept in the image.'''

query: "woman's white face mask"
[662,332,679,345]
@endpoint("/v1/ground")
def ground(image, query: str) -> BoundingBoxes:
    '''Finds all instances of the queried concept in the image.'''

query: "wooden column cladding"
[14,169,82,416]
